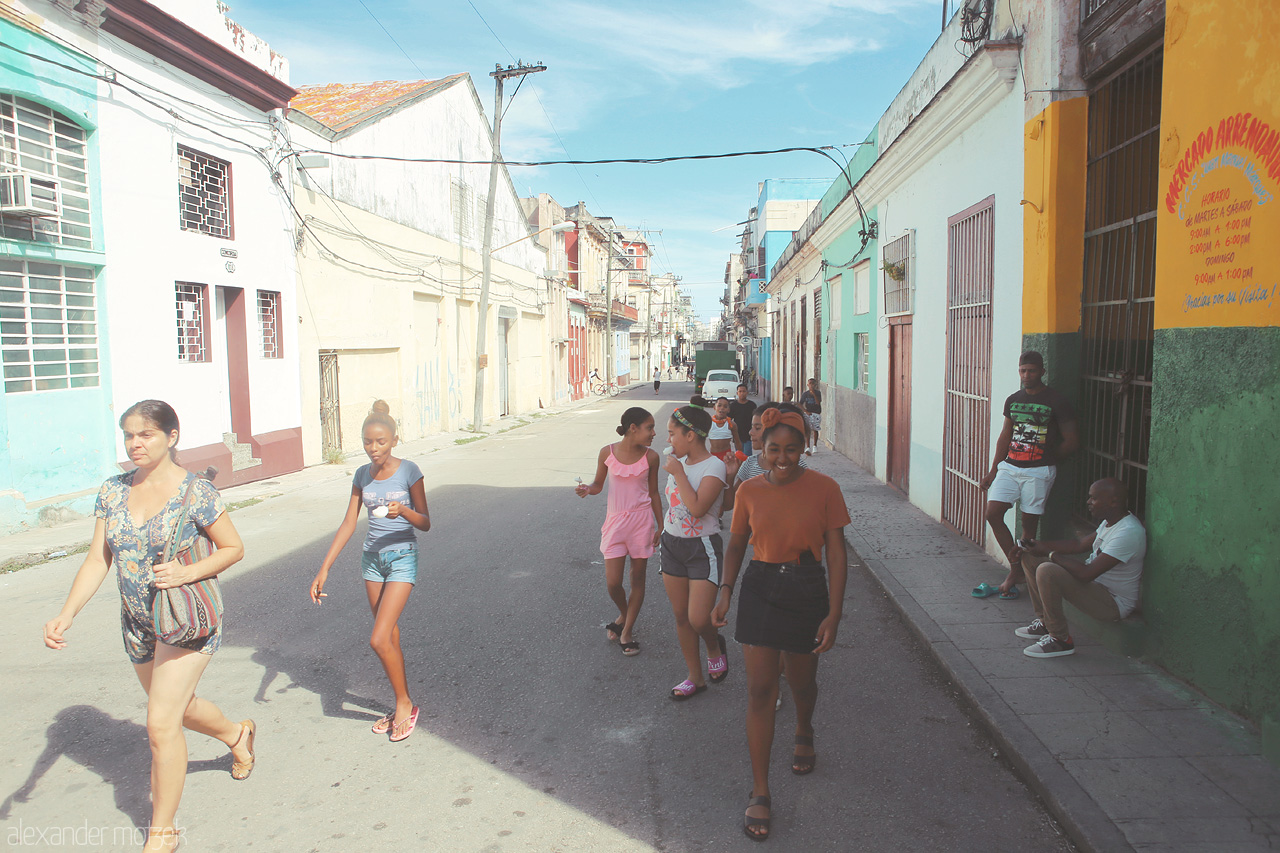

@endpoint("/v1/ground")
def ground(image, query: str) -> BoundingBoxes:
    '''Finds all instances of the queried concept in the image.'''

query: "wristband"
[719,583,733,592]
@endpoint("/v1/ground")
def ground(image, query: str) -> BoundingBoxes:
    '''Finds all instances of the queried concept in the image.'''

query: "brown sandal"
[792,733,816,775]
[230,719,256,780]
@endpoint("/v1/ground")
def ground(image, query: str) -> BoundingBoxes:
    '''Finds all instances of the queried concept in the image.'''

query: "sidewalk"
[808,447,1280,853]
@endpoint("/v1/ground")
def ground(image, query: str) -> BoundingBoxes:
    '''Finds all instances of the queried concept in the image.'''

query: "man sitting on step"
[1011,477,1146,659]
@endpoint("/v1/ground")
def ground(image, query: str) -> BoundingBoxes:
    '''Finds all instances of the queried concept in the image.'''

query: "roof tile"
[289,75,466,132]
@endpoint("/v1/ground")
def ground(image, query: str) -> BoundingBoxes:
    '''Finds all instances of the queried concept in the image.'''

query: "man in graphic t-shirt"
[979,351,1078,598]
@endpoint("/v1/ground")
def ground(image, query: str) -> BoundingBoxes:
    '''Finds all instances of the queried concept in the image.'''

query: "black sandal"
[792,734,816,776]
[743,792,771,842]
[620,640,640,656]
[605,621,623,641]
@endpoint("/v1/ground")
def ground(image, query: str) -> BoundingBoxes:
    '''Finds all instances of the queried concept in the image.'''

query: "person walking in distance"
[978,352,1078,600]
[311,401,431,742]
[799,378,823,455]
[576,407,664,655]
[43,400,253,853]
[654,366,662,394]
[729,384,758,456]
[708,396,745,460]
[713,407,850,842]
[662,405,735,699]
[781,385,795,403]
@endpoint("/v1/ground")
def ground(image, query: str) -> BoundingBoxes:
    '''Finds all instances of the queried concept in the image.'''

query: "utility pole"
[473,61,546,432]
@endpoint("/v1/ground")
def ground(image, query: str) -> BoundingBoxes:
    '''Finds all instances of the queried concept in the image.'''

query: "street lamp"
[472,220,576,431]
[491,219,575,254]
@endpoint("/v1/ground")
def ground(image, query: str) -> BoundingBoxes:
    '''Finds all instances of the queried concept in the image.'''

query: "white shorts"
[988,460,1056,515]
[806,412,822,432]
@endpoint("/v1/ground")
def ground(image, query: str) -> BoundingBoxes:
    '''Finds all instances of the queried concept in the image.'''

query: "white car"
[702,370,740,401]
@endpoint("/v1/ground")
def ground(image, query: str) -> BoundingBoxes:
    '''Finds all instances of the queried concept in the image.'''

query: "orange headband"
[760,408,806,436]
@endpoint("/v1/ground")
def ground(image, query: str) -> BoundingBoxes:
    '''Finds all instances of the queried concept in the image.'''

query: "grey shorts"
[659,531,722,584]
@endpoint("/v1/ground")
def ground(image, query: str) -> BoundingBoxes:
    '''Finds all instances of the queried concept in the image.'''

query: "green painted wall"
[819,127,879,396]
[0,18,116,533]
[1144,326,1280,759]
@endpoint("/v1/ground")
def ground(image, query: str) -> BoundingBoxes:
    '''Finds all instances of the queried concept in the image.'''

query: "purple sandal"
[708,634,729,684]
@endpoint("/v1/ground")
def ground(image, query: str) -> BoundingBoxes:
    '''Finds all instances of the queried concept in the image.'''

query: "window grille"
[258,290,281,358]
[0,259,98,393]
[882,232,913,316]
[175,283,209,362]
[178,145,232,238]
[1077,46,1161,521]
[812,288,822,382]
[856,333,870,390]
[0,95,92,248]
[451,179,474,239]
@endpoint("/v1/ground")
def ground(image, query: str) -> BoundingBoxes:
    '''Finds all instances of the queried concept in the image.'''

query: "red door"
[887,318,912,494]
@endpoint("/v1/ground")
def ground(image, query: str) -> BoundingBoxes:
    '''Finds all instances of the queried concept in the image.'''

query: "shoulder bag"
[152,473,223,644]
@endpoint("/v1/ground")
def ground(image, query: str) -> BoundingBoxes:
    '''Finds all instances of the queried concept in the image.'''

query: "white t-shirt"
[663,454,727,538]
[1088,513,1146,617]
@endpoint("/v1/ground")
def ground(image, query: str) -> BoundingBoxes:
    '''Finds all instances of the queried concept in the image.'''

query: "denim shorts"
[361,545,418,584]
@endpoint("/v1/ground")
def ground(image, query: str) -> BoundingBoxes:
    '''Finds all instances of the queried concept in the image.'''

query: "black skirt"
[734,559,830,654]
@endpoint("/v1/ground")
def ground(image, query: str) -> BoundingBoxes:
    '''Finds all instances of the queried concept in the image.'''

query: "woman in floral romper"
[44,400,253,853]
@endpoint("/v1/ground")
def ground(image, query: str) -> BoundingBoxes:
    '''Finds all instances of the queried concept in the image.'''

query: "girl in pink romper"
[575,407,663,655]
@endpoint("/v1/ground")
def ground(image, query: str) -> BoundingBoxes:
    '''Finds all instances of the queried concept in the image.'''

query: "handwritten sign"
[1156,111,1279,329]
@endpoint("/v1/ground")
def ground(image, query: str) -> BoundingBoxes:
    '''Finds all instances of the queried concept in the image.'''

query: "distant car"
[702,370,740,401]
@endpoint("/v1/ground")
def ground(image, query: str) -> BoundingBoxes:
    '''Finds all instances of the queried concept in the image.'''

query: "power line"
[286,143,870,168]
[355,0,429,81]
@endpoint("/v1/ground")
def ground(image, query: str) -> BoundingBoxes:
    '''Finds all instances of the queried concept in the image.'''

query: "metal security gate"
[1078,46,1161,520]
[942,196,994,545]
[319,351,341,458]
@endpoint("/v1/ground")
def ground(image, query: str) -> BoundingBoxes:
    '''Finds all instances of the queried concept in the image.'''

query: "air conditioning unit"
[0,171,60,218]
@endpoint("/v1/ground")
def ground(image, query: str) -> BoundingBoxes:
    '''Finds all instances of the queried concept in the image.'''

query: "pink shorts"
[600,509,656,559]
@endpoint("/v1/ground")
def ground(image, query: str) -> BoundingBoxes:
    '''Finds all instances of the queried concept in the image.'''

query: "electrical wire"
[285,143,869,168]
[355,0,430,81]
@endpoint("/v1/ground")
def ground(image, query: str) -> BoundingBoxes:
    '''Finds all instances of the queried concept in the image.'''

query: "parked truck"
[693,342,739,396]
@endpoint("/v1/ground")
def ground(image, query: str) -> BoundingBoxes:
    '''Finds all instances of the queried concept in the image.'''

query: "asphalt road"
[0,381,1074,852]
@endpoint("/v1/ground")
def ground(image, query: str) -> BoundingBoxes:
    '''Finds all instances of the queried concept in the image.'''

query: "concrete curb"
[855,544,1134,853]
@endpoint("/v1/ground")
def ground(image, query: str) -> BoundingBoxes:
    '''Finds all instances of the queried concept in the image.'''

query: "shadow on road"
[0,705,227,831]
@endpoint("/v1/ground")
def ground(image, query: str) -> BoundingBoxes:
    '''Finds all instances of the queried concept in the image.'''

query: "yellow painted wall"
[1155,1,1280,330]
[1022,97,1089,335]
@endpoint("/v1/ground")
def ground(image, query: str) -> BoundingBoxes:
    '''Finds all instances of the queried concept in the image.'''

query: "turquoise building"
[1,18,117,533]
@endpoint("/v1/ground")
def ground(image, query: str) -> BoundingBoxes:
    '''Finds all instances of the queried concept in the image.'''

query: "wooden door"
[887,318,913,494]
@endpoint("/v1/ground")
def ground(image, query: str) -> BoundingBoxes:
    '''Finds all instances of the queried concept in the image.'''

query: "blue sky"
[228,0,947,319]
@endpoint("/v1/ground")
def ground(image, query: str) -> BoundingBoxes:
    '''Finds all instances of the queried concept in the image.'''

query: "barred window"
[882,231,913,316]
[856,332,870,390]
[258,289,281,358]
[0,95,92,249]
[178,145,232,238]
[451,178,475,240]
[175,283,209,362]
[0,259,99,393]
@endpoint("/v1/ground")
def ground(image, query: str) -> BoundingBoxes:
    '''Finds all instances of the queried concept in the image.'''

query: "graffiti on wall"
[1159,111,1279,328]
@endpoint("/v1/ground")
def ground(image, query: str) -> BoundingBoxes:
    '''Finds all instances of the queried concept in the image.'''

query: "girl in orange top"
[712,408,850,842]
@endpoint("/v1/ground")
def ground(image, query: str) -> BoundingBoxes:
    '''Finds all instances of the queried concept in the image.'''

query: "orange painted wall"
[1022,97,1089,336]
[1154,1,1280,330]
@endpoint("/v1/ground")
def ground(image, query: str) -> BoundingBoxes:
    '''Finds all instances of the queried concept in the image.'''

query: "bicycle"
[592,381,620,397]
